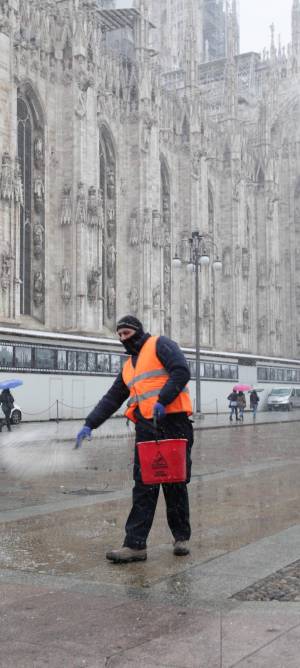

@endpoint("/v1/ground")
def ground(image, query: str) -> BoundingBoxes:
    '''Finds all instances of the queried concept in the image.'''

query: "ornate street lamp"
[173,232,222,417]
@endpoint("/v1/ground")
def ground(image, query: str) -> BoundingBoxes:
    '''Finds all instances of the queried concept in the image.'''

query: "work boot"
[106,546,147,563]
[173,541,190,556]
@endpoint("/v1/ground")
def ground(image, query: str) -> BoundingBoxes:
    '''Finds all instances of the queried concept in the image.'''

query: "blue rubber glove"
[75,425,92,449]
[153,402,166,421]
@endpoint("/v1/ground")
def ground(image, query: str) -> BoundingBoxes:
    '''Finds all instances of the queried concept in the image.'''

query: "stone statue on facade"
[129,209,139,246]
[162,196,170,226]
[107,244,116,279]
[191,149,201,179]
[234,245,241,276]
[258,315,267,340]
[0,152,13,201]
[75,66,95,119]
[14,158,23,205]
[33,222,44,259]
[107,285,116,319]
[107,207,115,238]
[34,136,43,169]
[152,286,161,312]
[243,307,249,333]
[164,264,171,294]
[33,271,44,306]
[60,268,71,303]
[1,244,14,291]
[34,177,44,213]
[128,286,139,314]
[76,182,87,225]
[182,302,190,329]
[60,185,72,226]
[242,248,250,278]
[88,269,101,303]
[87,186,103,227]
[107,168,115,200]
[222,307,231,333]
[142,119,152,152]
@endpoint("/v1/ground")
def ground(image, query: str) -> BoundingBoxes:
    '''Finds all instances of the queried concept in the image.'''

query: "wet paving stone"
[233,558,300,601]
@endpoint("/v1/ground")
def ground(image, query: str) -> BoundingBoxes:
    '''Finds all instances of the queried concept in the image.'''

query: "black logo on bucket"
[152,451,168,478]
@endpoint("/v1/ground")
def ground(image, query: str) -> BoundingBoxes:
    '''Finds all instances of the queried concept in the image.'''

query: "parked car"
[0,402,22,424]
[267,387,300,411]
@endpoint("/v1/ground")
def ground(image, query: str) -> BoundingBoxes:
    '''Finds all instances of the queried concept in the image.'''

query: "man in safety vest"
[76,315,194,563]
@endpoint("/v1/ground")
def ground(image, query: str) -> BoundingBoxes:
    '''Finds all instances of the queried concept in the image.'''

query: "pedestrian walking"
[237,391,246,421]
[76,315,194,563]
[0,388,14,432]
[227,389,239,421]
[250,389,260,418]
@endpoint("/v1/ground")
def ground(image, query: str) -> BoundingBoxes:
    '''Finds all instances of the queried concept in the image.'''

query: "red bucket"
[137,438,187,484]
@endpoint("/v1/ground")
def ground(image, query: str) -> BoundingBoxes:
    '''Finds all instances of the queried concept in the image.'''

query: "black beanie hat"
[116,315,144,333]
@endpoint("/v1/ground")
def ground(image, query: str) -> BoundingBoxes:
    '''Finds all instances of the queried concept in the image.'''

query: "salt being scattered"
[0,431,87,478]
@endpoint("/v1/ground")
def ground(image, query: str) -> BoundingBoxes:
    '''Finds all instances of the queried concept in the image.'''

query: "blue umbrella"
[0,379,23,390]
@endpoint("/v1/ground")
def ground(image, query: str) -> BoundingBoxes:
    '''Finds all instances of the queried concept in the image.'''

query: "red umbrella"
[233,384,252,392]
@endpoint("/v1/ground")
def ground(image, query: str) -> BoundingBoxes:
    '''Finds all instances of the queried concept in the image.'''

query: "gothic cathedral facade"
[0,0,300,358]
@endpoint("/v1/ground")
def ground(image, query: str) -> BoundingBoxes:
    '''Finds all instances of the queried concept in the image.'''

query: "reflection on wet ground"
[1,422,300,590]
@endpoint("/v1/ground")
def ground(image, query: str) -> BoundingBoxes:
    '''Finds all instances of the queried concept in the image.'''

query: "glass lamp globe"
[172,256,181,268]
[213,259,222,271]
[200,254,210,266]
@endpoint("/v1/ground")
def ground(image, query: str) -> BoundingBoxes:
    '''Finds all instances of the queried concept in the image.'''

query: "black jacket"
[0,389,14,415]
[85,335,191,430]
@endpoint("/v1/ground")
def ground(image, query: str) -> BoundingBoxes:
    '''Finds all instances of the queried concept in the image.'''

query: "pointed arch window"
[99,126,116,327]
[17,88,45,320]
[18,97,32,315]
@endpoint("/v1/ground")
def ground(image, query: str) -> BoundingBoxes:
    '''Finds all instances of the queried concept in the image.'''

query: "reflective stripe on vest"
[127,386,190,407]
[126,368,168,389]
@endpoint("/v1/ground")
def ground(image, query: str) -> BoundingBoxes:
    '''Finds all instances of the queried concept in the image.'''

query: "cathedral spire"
[270,22,276,61]
[225,0,239,59]
[183,0,199,90]
[224,1,237,116]
[231,0,240,55]
[133,0,150,59]
[292,0,300,57]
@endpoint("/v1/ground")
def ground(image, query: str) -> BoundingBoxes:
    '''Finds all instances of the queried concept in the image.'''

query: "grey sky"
[239,0,292,54]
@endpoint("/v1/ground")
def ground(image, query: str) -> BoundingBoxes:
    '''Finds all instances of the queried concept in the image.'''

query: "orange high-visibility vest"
[122,336,192,422]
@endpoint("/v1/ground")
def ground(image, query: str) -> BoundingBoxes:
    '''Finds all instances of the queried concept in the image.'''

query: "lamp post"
[173,232,222,417]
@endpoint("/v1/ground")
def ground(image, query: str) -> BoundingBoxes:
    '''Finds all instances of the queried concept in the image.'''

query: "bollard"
[56,399,59,423]
[216,399,219,415]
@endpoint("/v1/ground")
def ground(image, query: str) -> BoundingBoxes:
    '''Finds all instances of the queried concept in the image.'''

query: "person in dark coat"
[76,315,194,563]
[0,388,14,431]
[237,391,246,421]
[227,389,239,422]
[250,390,260,418]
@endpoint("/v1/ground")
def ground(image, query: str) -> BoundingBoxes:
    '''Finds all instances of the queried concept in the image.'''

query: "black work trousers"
[123,412,193,550]
[0,408,11,431]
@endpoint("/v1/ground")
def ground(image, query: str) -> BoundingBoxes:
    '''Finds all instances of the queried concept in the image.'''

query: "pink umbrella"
[233,384,252,392]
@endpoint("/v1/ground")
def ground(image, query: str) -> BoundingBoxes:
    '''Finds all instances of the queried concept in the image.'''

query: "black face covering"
[121,331,148,356]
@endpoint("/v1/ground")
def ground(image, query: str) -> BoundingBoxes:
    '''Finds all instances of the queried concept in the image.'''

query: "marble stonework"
[0,0,299,358]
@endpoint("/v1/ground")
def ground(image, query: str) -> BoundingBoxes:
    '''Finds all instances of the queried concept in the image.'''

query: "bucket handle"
[135,410,164,443]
